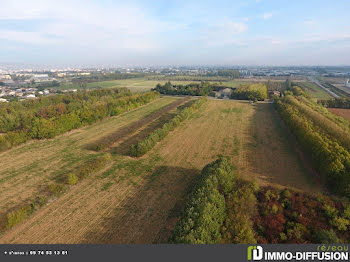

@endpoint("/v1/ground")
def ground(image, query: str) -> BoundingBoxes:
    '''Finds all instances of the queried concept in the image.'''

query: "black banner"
[0,244,349,262]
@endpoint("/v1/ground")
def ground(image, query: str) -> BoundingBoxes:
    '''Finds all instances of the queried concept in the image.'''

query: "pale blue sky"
[0,0,349,66]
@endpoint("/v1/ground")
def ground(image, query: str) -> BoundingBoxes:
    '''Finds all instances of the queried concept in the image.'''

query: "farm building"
[215,88,233,98]
[269,90,281,97]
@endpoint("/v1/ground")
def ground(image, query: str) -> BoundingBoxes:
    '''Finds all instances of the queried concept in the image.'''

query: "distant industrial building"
[346,79,350,88]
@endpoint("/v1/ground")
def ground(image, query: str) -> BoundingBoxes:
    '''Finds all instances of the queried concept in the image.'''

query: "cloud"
[0,0,170,52]
[0,30,59,45]
[262,13,273,20]
[200,20,248,47]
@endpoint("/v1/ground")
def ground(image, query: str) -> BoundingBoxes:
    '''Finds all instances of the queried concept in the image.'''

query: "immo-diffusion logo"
[247,245,349,261]
[247,246,263,261]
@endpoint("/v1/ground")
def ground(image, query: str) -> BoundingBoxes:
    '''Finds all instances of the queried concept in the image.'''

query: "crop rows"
[129,97,207,157]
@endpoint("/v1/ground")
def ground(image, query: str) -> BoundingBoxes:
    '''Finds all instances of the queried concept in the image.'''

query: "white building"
[346,79,350,88]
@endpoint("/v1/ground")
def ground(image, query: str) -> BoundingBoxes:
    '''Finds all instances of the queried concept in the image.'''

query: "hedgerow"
[0,90,159,152]
[129,97,207,157]
[169,156,235,244]
[275,96,350,197]
[6,196,46,229]
[284,96,350,150]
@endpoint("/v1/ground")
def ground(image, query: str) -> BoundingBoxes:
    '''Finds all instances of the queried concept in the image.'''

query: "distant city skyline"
[1,0,350,66]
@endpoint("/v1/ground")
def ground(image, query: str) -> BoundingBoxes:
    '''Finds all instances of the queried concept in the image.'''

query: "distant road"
[308,76,340,98]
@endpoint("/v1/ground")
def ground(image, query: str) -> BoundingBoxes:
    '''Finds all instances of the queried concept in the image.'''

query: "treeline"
[169,157,236,244]
[287,96,350,150]
[129,98,206,157]
[154,81,270,102]
[71,72,146,83]
[169,156,258,244]
[302,97,350,132]
[319,98,350,109]
[275,96,350,197]
[206,69,240,79]
[231,83,268,101]
[153,81,230,96]
[0,89,159,151]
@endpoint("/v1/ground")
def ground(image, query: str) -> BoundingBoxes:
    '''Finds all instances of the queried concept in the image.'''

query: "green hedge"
[129,98,207,157]
[275,96,350,197]
[169,156,235,244]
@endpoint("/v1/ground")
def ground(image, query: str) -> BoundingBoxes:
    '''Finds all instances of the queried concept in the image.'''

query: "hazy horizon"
[1,0,350,67]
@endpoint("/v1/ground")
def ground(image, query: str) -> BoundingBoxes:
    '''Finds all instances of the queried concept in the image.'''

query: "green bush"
[66,173,79,185]
[282,189,292,199]
[6,206,32,229]
[330,216,350,231]
[222,180,257,244]
[324,205,339,219]
[78,154,112,178]
[313,229,341,244]
[343,206,350,219]
[49,183,65,195]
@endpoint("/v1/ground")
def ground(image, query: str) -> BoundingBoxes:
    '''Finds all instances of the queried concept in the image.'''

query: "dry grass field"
[328,108,350,122]
[0,98,321,243]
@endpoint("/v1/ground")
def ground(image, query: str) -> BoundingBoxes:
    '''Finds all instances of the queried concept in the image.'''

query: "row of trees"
[284,96,350,151]
[231,83,268,101]
[169,157,236,243]
[129,98,207,156]
[154,81,270,102]
[170,156,259,244]
[153,81,228,96]
[275,96,350,197]
[319,98,350,109]
[304,97,350,132]
[70,72,146,85]
[0,89,159,151]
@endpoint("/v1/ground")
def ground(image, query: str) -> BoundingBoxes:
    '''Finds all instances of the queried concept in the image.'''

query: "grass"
[296,82,332,100]
[59,77,265,93]
[60,78,195,92]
